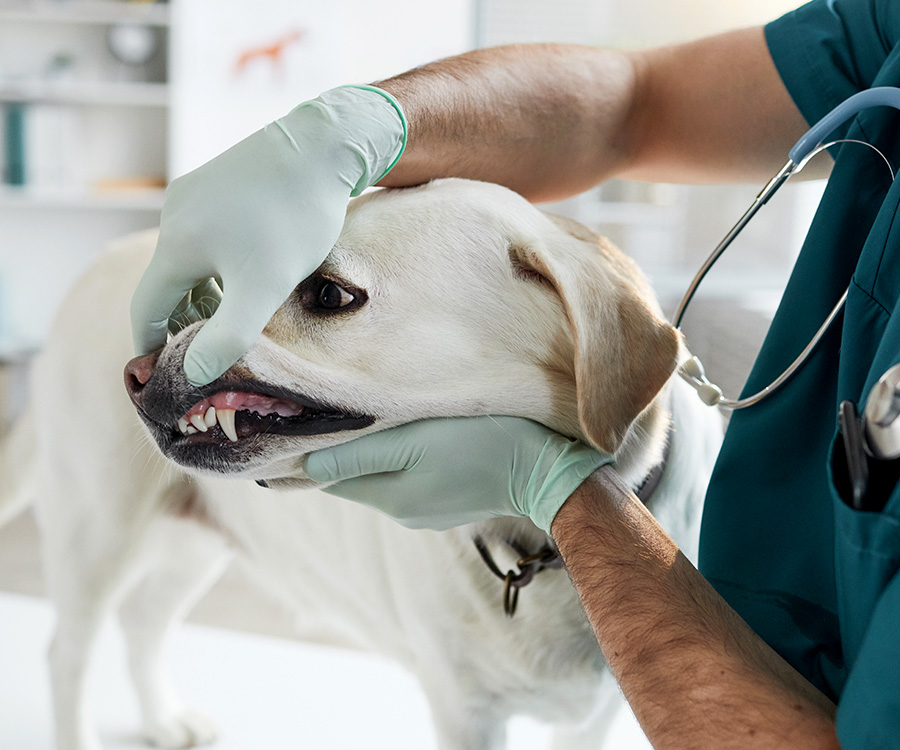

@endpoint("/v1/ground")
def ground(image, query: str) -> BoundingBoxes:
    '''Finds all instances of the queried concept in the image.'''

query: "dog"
[0,178,722,750]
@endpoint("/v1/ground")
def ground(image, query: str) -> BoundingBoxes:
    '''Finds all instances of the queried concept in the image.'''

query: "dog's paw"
[144,709,218,748]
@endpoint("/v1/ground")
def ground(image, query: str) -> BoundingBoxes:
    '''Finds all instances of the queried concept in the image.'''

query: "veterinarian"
[132,0,900,746]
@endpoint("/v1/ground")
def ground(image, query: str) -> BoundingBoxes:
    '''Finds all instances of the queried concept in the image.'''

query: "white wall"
[478,0,805,48]
[609,0,805,46]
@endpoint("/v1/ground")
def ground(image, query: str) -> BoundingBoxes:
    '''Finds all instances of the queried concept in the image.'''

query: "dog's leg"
[117,517,231,749]
[432,707,507,750]
[421,680,508,750]
[47,610,106,750]
[41,472,211,750]
[0,409,37,528]
[45,532,148,750]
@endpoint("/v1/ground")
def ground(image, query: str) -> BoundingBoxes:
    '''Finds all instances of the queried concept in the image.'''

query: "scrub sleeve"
[697,1,900,747]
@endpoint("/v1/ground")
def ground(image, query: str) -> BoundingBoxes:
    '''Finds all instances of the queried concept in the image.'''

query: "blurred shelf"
[649,267,791,307]
[579,201,681,227]
[0,79,168,107]
[0,184,165,210]
[0,0,170,27]
[0,346,37,364]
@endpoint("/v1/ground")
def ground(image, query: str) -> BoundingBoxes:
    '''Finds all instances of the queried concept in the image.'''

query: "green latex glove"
[131,85,407,386]
[303,416,614,533]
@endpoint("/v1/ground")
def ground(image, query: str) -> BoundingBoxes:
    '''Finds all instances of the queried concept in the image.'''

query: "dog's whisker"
[128,428,155,466]
[197,301,216,319]
[486,415,519,440]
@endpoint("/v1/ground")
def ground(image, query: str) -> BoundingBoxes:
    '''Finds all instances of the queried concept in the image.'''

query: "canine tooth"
[204,406,217,428]
[189,414,208,433]
[178,417,189,434]
[186,425,198,435]
[218,408,238,442]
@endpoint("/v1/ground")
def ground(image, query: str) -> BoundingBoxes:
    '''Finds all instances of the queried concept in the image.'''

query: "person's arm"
[376,26,814,202]
[307,419,840,747]
[552,466,840,750]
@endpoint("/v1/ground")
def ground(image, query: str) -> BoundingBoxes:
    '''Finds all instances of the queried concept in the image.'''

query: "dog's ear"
[509,216,680,454]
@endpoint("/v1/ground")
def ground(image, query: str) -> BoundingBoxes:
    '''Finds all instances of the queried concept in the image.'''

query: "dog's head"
[125,179,679,487]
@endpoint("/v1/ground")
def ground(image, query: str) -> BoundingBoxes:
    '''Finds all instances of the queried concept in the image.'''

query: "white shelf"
[0,0,170,27]
[0,184,165,210]
[0,79,168,107]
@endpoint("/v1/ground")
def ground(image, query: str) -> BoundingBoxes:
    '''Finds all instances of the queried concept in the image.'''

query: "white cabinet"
[0,0,169,200]
[0,0,170,355]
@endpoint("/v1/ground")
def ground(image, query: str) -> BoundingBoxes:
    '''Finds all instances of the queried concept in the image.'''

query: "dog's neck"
[609,385,672,490]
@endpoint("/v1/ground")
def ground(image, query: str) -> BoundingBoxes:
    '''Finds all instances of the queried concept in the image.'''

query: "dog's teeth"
[177,417,189,435]
[189,414,208,433]
[217,408,238,442]
[204,406,217,428]
[186,425,198,435]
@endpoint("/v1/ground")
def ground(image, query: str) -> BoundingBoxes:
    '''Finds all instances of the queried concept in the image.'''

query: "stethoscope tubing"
[789,87,900,163]
[675,86,900,410]
[671,159,796,332]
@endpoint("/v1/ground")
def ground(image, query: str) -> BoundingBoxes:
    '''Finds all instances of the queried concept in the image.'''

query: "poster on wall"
[169,0,347,176]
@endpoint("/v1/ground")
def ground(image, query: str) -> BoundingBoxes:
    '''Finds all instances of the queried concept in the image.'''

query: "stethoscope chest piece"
[864,363,900,461]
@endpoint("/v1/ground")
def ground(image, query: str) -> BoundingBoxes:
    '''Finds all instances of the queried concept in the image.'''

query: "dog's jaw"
[155,405,375,476]
[126,332,376,478]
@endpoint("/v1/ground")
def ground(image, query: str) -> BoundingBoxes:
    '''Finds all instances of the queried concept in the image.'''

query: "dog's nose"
[124,352,160,406]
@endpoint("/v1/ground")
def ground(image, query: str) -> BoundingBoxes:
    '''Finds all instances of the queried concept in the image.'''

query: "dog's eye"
[294,275,366,315]
[317,282,355,310]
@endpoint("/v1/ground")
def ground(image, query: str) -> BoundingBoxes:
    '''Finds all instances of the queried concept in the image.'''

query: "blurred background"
[0,0,822,748]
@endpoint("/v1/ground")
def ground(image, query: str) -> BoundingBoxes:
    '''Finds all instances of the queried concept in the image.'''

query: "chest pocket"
[831,167,900,670]
[830,440,900,667]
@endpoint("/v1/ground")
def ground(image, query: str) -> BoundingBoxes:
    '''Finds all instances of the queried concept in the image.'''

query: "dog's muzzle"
[123,353,375,469]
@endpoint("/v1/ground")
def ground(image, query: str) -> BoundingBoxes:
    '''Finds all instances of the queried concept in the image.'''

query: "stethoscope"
[675,86,900,410]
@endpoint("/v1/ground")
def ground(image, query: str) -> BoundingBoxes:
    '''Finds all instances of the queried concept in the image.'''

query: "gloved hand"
[303,416,614,533]
[131,85,407,386]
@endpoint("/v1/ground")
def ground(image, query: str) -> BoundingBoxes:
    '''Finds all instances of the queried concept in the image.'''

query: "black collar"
[473,424,673,617]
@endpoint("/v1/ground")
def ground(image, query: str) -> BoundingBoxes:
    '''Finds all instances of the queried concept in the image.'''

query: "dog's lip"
[148,379,375,444]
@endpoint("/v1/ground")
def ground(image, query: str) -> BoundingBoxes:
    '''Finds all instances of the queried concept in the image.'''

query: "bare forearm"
[552,467,839,749]
[375,43,639,202]
[374,28,812,201]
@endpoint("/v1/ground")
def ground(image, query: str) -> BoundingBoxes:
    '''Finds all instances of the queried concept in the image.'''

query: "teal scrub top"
[698,1,900,747]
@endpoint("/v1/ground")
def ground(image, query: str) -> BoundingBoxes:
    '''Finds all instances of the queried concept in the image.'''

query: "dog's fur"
[0,179,722,750]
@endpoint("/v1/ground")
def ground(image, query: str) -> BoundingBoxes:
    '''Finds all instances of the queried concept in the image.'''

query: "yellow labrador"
[0,179,721,750]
